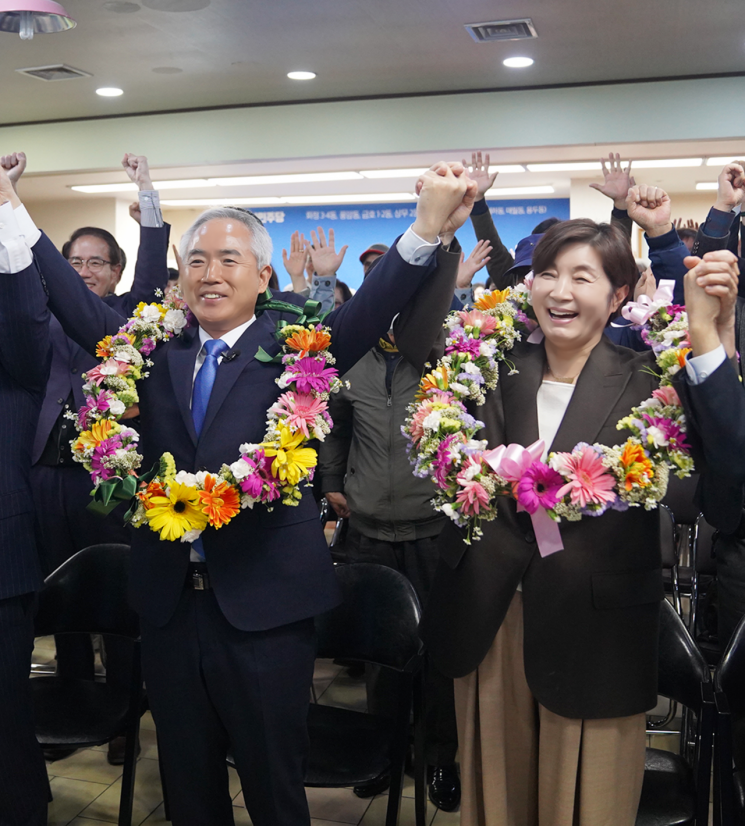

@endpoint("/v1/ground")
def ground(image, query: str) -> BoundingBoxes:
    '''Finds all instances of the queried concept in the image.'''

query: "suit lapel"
[167,327,201,446]
[500,341,544,447]
[199,313,280,440]
[549,336,632,454]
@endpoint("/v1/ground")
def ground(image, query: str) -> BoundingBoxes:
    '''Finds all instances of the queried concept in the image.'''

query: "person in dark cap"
[360,243,390,276]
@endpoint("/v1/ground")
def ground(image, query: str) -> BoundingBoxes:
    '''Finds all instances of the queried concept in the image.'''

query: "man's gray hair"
[179,207,273,270]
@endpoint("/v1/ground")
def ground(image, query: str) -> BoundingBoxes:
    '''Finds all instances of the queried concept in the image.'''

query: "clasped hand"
[684,250,740,358]
[412,162,478,244]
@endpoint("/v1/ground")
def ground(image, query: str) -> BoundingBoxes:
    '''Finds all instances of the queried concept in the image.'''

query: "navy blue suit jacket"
[0,261,51,599]
[33,224,170,464]
[32,232,439,629]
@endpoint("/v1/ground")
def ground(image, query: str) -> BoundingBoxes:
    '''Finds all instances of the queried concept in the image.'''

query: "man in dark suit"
[7,161,475,825]
[2,153,170,763]
[0,169,51,825]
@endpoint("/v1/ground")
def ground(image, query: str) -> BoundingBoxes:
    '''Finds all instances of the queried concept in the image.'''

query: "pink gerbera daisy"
[271,392,328,438]
[554,446,617,509]
[286,357,338,394]
[515,461,564,514]
[458,309,497,336]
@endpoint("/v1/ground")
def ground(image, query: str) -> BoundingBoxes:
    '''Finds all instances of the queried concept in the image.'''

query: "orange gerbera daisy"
[73,420,115,452]
[619,441,653,491]
[474,289,511,311]
[138,480,166,509]
[198,475,241,528]
[284,328,331,357]
[676,348,692,369]
[96,336,113,358]
[416,365,450,400]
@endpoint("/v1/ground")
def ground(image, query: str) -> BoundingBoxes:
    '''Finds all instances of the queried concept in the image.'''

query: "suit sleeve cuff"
[645,227,681,250]
[321,475,346,494]
[685,344,726,384]
[471,199,489,216]
[396,225,439,266]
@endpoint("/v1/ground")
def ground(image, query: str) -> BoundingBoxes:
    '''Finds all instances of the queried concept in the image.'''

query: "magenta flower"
[287,357,338,394]
[553,446,617,509]
[78,391,114,429]
[445,332,482,358]
[433,434,462,487]
[271,392,328,438]
[90,436,122,481]
[455,479,490,516]
[642,414,690,451]
[515,461,564,514]
[140,337,157,356]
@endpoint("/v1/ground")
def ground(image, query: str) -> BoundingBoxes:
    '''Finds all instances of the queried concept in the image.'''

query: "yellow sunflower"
[145,481,209,542]
[262,425,317,487]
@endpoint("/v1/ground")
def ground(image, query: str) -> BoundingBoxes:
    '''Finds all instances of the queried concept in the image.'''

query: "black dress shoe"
[353,773,390,798]
[428,764,461,811]
[42,746,77,762]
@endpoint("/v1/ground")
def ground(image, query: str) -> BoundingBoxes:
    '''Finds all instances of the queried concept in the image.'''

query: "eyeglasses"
[68,257,111,272]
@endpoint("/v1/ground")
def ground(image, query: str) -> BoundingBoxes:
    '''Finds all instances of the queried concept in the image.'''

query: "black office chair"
[32,544,142,826]
[636,599,715,826]
[690,515,719,663]
[662,474,702,619]
[225,562,425,826]
[713,612,745,825]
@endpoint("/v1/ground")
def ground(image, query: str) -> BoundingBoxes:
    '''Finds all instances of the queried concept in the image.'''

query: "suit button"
[525,531,536,544]
[57,398,64,404]
[71,367,77,374]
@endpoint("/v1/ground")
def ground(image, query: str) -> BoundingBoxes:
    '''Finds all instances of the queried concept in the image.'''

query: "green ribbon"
[254,290,330,363]
[87,462,159,521]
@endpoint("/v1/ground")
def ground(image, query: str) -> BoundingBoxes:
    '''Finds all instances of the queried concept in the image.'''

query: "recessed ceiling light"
[503,57,533,68]
[287,71,316,80]
[96,87,123,96]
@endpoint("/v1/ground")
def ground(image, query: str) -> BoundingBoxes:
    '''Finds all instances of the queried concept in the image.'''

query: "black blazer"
[0,261,51,599]
[31,230,461,630]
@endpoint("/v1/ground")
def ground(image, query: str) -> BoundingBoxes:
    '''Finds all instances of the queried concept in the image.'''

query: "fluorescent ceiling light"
[209,171,363,186]
[359,168,427,179]
[287,71,316,80]
[71,179,213,194]
[284,193,416,205]
[526,162,602,172]
[488,165,526,174]
[153,179,213,190]
[160,197,286,207]
[485,185,555,196]
[96,87,123,97]
[695,183,718,191]
[706,156,745,166]
[71,183,138,193]
[630,158,702,168]
[503,57,534,68]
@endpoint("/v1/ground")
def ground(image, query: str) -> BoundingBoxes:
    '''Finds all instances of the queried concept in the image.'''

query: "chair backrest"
[659,504,677,569]
[315,563,423,672]
[716,613,745,715]
[693,516,717,575]
[657,598,710,711]
[662,473,701,526]
[34,544,139,640]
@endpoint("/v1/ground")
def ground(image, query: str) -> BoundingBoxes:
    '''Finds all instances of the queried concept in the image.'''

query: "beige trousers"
[455,593,647,826]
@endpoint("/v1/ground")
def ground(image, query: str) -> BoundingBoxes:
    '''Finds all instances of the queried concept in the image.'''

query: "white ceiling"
[2,0,745,124]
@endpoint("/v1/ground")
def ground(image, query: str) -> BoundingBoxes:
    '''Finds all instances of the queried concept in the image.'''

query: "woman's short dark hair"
[335,280,353,304]
[62,227,124,271]
[532,219,637,298]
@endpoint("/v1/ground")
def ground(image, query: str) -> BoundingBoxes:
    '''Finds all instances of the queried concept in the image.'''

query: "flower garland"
[70,287,342,543]
[403,281,695,549]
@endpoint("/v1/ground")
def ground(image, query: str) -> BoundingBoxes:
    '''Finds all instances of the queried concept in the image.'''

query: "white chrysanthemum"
[108,398,126,416]
[174,470,198,487]
[139,305,162,323]
[181,529,203,544]
[163,309,187,333]
[230,458,251,480]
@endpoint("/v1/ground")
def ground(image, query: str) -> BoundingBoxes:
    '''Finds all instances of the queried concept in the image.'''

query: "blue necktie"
[192,338,229,437]
[190,338,228,563]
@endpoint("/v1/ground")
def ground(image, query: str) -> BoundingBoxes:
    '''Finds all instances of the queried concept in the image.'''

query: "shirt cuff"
[396,226,439,266]
[0,201,33,273]
[685,343,726,385]
[611,207,629,219]
[139,190,164,228]
[12,203,41,248]
[702,206,737,239]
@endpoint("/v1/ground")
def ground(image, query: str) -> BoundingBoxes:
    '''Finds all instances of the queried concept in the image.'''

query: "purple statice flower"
[458,370,484,385]
[140,337,157,356]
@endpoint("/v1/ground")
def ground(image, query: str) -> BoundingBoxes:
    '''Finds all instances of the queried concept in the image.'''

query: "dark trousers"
[141,587,316,826]
[0,594,49,826]
[347,527,458,765]
[31,464,133,691]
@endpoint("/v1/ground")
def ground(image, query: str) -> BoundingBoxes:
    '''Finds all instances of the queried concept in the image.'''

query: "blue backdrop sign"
[251,198,570,290]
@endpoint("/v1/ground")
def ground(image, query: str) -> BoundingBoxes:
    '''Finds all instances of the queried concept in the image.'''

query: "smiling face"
[68,235,122,298]
[531,242,628,356]
[181,218,272,338]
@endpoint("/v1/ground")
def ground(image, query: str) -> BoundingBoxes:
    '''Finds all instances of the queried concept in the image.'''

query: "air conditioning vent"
[16,64,92,82]
[465,18,538,43]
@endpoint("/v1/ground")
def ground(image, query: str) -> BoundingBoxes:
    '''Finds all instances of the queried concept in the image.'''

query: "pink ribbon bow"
[482,439,564,557]
[621,279,676,326]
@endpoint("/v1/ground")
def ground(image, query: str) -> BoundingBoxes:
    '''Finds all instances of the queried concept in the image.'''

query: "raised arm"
[691,162,745,260]
[589,152,636,241]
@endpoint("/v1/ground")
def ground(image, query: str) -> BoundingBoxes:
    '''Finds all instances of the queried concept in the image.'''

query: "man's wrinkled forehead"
[189,218,254,255]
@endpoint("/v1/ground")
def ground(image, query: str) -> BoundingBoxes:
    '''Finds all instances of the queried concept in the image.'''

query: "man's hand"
[413,162,471,243]
[684,250,740,358]
[129,201,142,225]
[634,266,656,301]
[0,152,26,194]
[326,491,350,519]
[282,231,310,291]
[0,165,21,209]
[589,153,636,209]
[462,151,498,202]
[457,239,493,288]
[121,153,154,191]
[713,162,745,214]
[626,185,672,238]
[307,227,348,278]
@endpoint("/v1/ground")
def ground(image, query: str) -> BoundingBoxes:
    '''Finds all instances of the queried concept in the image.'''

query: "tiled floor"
[35,639,456,826]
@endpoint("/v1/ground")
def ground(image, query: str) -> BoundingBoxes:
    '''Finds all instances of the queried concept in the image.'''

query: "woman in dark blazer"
[398,215,740,826]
